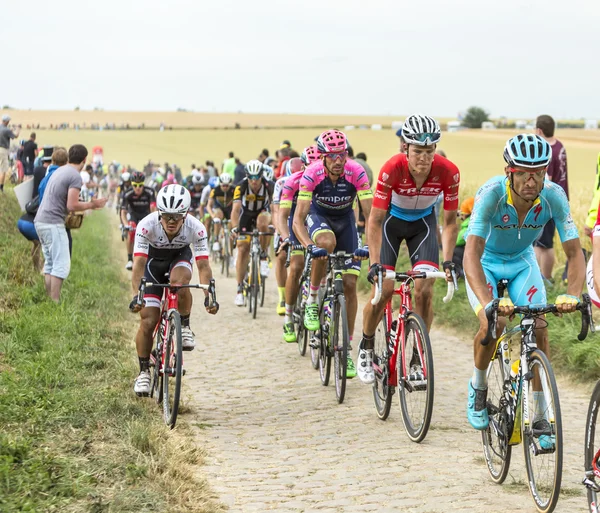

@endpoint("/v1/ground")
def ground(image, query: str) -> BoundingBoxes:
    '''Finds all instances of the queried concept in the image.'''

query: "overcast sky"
[4,0,598,119]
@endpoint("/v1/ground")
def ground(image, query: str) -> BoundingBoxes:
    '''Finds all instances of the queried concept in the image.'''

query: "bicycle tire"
[151,322,164,405]
[373,302,393,421]
[162,311,183,429]
[522,349,562,513]
[333,295,349,404]
[223,232,230,278]
[295,287,307,356]
[252,257,259,319]
[398,312,434,443]
[585,380,600,512]
[260,274,266,307]
[319,302,331,386]
[481,340,512,484]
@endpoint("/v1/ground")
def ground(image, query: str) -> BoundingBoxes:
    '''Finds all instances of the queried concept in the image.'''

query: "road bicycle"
[285,244,310,356]
[481,282,592,513]
[308,251,357,404]
[240,229,273,319]
[120,223,134,241]
[371,266,455,442]
[217,218,232,277]
[136,277,217,429]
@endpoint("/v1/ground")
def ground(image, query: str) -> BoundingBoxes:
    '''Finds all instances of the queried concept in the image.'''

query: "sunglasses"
[160,213,185,222]
[509,167,546,179]
[324,152,348,161]
[248,176,262,181]
[411,133,441,144]
[132,182,144,187]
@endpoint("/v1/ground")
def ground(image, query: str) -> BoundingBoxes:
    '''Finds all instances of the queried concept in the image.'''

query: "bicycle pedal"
[136,391,150,398]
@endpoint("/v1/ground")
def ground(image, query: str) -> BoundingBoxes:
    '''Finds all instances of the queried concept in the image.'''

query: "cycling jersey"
[279,170,302,209]
[373,153,460,222]
[121,186,156,222]
[233,177,274,214]
[299,160,372,217]
[133,212,209,261]
[467,176,578,260]
[273,176,287,205]
[209,185,234,210]
[188,186,204,209]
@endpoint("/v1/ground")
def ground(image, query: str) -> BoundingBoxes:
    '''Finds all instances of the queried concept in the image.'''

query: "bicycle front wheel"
[151,326,164,405]
[585,380,600,512]
[252,257,259,319]
[481,342,512,484]
[398,312,434,443]
[319,305,331,386]
[333,296,349,404]
[373,302,393,421]
[163,311,183,429]
[523,349,562,513]
[295,286,307,356]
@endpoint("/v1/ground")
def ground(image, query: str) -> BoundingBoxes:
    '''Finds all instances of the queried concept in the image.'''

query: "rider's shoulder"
[432,154,459,174]
[541,180,568,200]
[476,175,506,198]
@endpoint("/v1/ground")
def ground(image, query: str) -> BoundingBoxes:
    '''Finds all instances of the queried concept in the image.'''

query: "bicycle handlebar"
[135,277,217,308]
[481,293,594,346]
[370,267,456,306]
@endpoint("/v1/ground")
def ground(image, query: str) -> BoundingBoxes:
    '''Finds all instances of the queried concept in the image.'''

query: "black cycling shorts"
[380,211,439,271]
[534,219,555,249]
[143,246,193,308]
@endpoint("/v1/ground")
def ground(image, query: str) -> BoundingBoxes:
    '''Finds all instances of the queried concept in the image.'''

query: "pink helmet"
[284,157,304,177]
[316,130,347,154]
[300,145,321,166]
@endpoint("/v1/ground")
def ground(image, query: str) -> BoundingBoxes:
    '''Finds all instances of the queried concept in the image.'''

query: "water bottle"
[509,360,519,398]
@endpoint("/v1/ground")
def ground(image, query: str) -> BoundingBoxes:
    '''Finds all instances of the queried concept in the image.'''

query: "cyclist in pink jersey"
[292,130,373,377]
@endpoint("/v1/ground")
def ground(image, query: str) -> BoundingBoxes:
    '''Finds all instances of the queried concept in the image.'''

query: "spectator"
[21,132,38,180]
[274,147,291,179]
[395,127,406,152]
[0,115,20,192]
[533,115,569,282]
[584,152,600,240]
[258,149,269,163]
[17,147,55,271]
[348,147,373,186]
[233,157,245,185]
[173,164,182,183]
[206,160,217,178]
[34,144,107,302]
[221,152,236,179]
[453,197,474,278]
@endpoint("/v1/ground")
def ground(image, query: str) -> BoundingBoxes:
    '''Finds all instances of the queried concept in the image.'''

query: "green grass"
[0,193,221,513]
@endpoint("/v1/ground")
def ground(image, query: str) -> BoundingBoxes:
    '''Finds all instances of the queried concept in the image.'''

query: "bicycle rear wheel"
[333,296,349,404]
[319,304,331,386]
[260,275,266,308]
[162,311,183,429]
[295,287,307,356]
[373,302,393,421]
[481,341,512,484]
[398,313,434,443]
[585,380,600,512]
[223,233,230,278]
[151,324,164,405]
[252,257,259,319]
[523,349,562,513]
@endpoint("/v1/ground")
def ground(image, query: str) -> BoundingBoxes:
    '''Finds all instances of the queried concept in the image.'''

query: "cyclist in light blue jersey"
[463,134,585,440]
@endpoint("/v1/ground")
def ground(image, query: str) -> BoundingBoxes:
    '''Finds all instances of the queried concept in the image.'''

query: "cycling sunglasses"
[508,167,546,179]
[131,182,145,187]
[160,213,185,222]
[323,152,348,161]
[411,133,441,144]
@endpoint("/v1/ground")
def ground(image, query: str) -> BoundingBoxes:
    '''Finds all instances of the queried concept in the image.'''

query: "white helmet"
[219,173,232,185]
[121,172,131,182]
[192,175,203,185]
[263,165,274,181]
[157,185,191,214]
[401,114,442,146]
[244,159,264,179]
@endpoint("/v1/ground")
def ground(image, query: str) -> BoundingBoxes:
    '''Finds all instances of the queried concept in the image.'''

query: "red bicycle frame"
[150,287,181,375]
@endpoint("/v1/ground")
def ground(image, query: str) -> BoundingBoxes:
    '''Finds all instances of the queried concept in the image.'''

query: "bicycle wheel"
[398,312,434,443]
[333,296,349,404]
[522,349,562,513]
[252,257,259,319]
[295,287,307,356]
[162,311,183,429]
[585,381,600,512]
[260,275,266,307]
[373,302,393,421]
[151,324,164,405]
[481,340,512,484]
[223,233,230,278]
[319,303,331,386]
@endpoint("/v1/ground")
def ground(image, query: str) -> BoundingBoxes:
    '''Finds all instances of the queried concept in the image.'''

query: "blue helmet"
[503,134,552,169]
[208,176,219,189]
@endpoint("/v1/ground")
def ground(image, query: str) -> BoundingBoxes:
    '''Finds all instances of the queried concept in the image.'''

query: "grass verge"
[0,192,222,513]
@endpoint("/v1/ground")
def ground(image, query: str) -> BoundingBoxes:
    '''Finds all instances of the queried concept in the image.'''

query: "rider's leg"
[309,231,335,300]
[342,273,358,340]
[257,212,271,252]
[414,278,435,331]
[213,209,224,240]
[236,240,250,286]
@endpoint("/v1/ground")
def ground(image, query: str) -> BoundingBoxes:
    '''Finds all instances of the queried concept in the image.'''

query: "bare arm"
[441,209,458,262]
[292,200,312,248]
[206,197,215,218]
[463,235,492,309]
[231,201,242,228]
[196,258,213,288]
[66,187,107,211]
[271,204,280,233]
[366,206,387,265]
[563,238,585,297]
[131,255,147,294]
[358,197,372,245]
[279,206,291,240]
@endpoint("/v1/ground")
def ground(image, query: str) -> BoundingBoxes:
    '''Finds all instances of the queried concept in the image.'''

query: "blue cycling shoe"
[533,419,555,450]
[467,380,489,430]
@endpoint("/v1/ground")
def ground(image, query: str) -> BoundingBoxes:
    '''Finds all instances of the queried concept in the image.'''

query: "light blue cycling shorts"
[465,249,547,315]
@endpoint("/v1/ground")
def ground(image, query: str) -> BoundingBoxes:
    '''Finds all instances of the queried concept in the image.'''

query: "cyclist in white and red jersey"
[279,146,320,342]
[357,114,459,384]
[293,130,373,377]
[129,185,219,396]
[272,157,304,316]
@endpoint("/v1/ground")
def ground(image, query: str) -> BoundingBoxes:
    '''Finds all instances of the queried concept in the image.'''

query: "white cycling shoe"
[235,293,244,306]
[212,241,220,252]
[181,326,196,351]
[260,260,270,277]
[357,345,375,384]
[134,370,151,396]
[125,260,133,271]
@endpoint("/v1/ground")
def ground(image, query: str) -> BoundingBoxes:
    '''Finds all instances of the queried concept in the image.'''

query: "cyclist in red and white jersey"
[129,185,218,396]
[357,114,459,384]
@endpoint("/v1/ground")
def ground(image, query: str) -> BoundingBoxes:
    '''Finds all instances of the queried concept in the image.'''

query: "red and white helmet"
[300,145,321,166]
[316,130,347,154]
[157,184,191,214]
